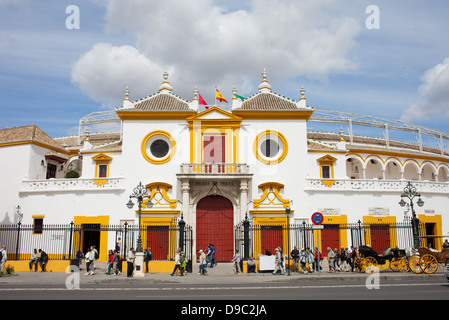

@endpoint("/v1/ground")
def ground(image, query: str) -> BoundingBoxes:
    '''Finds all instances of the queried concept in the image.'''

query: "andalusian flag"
[215,88,228,103]
[235,94,245,101]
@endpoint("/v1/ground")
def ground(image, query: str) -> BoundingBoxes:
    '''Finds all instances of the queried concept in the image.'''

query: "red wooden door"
[196,195,234,262]
[203,135,225,163]
[321,224,340,253]
[260,225,283,255]
[147,226,169,260]
[370,225,390,254]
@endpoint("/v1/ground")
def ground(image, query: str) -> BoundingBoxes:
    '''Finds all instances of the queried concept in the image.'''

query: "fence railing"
[235,219,427,260]
[0,221,192,268]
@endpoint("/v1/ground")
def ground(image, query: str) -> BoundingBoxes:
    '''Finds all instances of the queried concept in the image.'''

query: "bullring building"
[1,71,448,264]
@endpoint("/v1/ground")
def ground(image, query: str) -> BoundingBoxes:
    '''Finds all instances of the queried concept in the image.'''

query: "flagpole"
[214,85,217,107]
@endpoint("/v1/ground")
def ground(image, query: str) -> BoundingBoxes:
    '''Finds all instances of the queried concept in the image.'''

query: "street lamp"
[126,182,151,252]
[399,181,424,249]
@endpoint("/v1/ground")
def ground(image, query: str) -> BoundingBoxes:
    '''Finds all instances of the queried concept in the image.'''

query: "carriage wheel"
[398,258,410,273]
[354,258,363,273]
[389,258,399,272]
[420,254,438,274]
[409,255,422,274]
[363,257,378,273]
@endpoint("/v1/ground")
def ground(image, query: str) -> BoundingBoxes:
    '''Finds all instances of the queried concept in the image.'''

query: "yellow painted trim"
[117,111,196,121]
[362,216,397,249]
[253,130,288,165]
[348,149,449,164]
[141,130,177,165]
[252,182,291,208]
[233,110,313,120]
[73,216,110,261]
[93,179,108,186]
[252,216,291,257]
[32,215,45,218]
[0,140,69,155]
[144,182,177,209]
[92,153,112,178]
[321,215,348,251]
[418,214,443,250]
[140,217,178,260]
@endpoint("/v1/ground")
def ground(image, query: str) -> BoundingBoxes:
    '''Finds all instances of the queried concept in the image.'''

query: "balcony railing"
[179,163,250,175]
[305,178,449,194]
[20,177,125,193]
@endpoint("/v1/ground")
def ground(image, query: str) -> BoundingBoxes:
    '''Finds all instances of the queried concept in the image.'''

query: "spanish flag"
[215,88,228,103]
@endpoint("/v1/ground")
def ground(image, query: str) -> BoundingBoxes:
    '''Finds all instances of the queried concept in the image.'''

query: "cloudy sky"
[1,0,449,140]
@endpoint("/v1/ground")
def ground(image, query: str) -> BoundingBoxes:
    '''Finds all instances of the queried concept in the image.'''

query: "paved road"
[1,263,448,302]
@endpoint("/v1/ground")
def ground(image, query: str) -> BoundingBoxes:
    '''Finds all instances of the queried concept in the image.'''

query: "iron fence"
[235,219,427,260]
[0,220,192,267]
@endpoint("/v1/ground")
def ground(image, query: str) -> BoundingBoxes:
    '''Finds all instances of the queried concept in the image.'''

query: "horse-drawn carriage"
[408,247,449,274]
[354,245,408,273]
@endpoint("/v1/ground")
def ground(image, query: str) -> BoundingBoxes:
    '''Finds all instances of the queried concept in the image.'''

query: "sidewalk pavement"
[1,262,445,286]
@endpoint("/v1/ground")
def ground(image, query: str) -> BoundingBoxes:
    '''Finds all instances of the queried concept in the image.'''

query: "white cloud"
[71,43,168,106]
[401,57,449,121]
[72,0,362,107]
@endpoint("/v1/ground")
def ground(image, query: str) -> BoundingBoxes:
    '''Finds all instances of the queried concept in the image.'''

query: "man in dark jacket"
[38,249,48,272]
[291,246,300,273]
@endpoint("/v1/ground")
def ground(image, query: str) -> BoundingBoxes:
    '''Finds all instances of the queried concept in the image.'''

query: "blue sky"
[1,0,449,142]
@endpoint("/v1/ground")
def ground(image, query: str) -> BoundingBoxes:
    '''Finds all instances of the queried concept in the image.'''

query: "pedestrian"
[340,247,348,271]
[170,248,184,276]
[84,247,94,275]
[314,247,323,272]
[334,247,340,271]
[106,250,114,275]
[199,249,208,275]
[291,245,300,273]
[144,248,153,273]
[180,250,187,274]
[112,250,121,275]
[443,239,449,248]
[350,246,357,272]
[76,249,84,270]
[299,248,307,274]
[38,249,48,272]
[209,244,216,268]
[127,247,135,277]
[327,247,336,273]
[305,248,314,273]
[91,246,98,274]
[273,247,284,275]
[0,245,7,272]
[231,248,241,275]
[29,248,39,271]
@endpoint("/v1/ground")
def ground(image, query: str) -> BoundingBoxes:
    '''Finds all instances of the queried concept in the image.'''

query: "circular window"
[253,130,288,165]
[141,131,176,164]
[150,139,169,158]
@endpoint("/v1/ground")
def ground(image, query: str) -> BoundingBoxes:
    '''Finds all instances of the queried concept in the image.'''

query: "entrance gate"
[196,195,234,262]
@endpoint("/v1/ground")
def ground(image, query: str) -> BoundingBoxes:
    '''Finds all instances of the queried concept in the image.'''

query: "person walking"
[112,250,121,275]
[170,248,184,276]
[340,247,348,271]
[0,245,7,272]
[106,250,114,275]
[231,248,241,275]
[291,246,300,273]
[327,247,336,273]
[209,244,216,268]
[273,247,284,275]
[305,248,314,273]
[144,248,153,273]
[126,247,135,277]
[84,247,94,275]
[314,247,323,272]
[199,249,208,275]
[299,248,307,274]
[29,249,39,271]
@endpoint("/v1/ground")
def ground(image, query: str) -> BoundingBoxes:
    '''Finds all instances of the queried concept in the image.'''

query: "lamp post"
[399,181,424,249]
[126,182,150,253]
[285,206,291,276]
